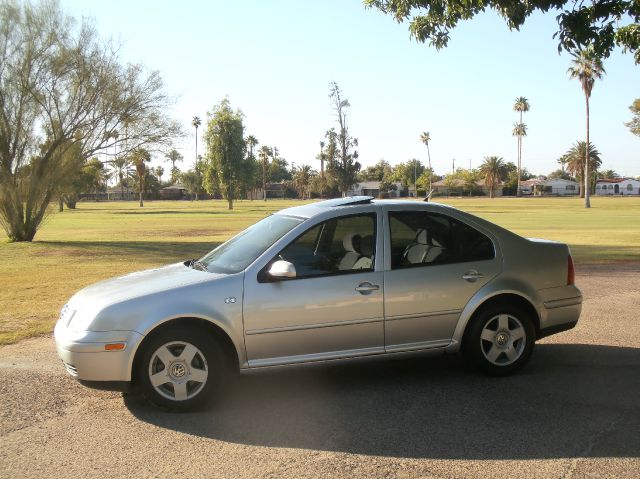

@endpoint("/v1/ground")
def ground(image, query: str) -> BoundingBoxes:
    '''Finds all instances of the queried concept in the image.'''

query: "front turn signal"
[104,343,126,351]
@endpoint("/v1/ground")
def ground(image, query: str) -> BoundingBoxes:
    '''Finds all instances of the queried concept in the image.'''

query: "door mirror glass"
[269,260,297,279]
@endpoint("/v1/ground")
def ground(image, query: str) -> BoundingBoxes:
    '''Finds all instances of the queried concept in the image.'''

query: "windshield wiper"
[187,259,208,272]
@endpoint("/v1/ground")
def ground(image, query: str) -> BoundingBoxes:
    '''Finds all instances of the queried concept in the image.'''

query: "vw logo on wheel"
[170,363,186,378]
[496,332,509,346]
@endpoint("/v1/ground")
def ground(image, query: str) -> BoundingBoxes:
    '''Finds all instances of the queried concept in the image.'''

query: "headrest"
[416,229,428,245]
[360,235,374,257]
[343,233,362,253]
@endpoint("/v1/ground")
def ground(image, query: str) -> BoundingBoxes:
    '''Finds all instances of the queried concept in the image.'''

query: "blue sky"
[60,0,640,177]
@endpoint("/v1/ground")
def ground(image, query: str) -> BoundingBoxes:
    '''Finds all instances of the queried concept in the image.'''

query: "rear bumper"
[54,322,143,382]
[539,292,582,338]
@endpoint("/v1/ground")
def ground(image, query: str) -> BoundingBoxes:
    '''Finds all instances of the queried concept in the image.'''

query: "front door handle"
[462,270,484,282]
[355,282,380,294]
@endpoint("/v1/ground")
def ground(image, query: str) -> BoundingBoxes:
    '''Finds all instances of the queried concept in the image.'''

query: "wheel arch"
[448,291,542,353]
[130,316,240,385]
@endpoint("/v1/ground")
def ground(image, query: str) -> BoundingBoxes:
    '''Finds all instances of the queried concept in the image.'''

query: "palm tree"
[108,155,135,201]
[164,149,183,176]
[246,135,258,159]
[155,165,164,184]
[192,116,202,200]
[513,97,530,197]
[563,141,602,197]
[131,148,151,207]
[258,145,272,201]
[512,121,527,195]
[318,141,326,198]
[419,131,433,198]
[568,46,605,208]
[479,156,508,198]
[293,164,315,199]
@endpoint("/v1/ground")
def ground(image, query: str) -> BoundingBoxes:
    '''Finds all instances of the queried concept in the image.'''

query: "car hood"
[67,262,224,310]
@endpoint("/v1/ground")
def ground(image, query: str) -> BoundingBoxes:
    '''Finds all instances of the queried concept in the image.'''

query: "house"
[347,181,403,198]
[520,178,579,196]
[432,179,504,197]
[595,178,640,195]
[159,184,187,200]
[519,178,545,195]
[106,185,134,200]
[543,178,579,195]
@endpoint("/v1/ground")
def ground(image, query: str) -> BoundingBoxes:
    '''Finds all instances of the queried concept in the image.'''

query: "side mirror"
[268,260,296,279]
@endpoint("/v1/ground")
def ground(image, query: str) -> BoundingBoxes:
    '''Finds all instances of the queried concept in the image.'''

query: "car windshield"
[198,214,304,274]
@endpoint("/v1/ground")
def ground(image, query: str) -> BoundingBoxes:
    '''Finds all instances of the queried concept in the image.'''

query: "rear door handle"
[462,270,484,282]
[355,282,380,294]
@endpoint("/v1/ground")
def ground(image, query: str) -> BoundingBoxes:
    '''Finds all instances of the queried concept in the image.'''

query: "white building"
[520,178,579,196]
[543,178,580,195]
[348,181,403,198]
[595,178,640,195]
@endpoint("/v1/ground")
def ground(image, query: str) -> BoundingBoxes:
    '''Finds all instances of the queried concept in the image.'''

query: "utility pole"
[452,158,455,174]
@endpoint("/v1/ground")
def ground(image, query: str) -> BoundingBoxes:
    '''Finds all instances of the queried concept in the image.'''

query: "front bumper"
[54,321,144,382]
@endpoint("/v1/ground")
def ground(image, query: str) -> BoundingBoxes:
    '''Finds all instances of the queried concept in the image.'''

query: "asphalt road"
[1,264,639,479]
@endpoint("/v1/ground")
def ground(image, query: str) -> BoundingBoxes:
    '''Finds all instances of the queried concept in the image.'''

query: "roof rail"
[317,196,374,207]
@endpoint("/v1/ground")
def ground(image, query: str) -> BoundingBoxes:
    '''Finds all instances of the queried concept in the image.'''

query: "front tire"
[137,327,226,410]
[463,305,535,376]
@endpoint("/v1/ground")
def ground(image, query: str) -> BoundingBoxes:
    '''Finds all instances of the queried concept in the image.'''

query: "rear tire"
[137,327,226,411]
[463,304,535,376]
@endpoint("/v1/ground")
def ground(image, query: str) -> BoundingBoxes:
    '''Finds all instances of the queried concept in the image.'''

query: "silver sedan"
[54,197,582,410]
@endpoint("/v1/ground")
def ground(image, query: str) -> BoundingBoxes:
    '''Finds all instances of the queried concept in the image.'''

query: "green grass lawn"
[1,196,639,345]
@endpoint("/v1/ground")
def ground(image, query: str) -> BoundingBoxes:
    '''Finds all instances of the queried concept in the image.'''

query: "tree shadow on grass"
[124,343,640,460]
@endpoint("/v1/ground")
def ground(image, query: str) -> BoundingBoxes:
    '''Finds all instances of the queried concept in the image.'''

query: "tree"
[108,156,135,200]
[269,156,292,183]
[359,159,393,182]
[626,99,640,136]
[180,170,200,201]
[363,1,640,64]
[155,165,165,184]
[599,169,618,179]
[203,99,246,210]
[244,135,259,199]
[317,141,326,198]
[170,166,181,184]
[131,148,151,206]
[165,149,183,176]
[392,159,425,194]
[416,168,436,195]
[547,168,573,181]
[563,141,602,196]
[258,145,272,201]
[58,153,105,209]
[568,46,605,208]
[512,97,530,196]
[0,1,180,241]
[479,156,508,198]
[292,164,316,199]
[192,116,202,200]
[419,132,434,197]
[326,83,361,196]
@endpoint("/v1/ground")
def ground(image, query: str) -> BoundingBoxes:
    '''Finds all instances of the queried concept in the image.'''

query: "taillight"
[567,255,575,285]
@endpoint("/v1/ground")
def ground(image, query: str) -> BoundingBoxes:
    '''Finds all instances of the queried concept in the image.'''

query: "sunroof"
[317,196,374,207]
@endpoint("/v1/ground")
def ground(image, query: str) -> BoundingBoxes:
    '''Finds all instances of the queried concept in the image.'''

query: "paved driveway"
[1,265,639,478]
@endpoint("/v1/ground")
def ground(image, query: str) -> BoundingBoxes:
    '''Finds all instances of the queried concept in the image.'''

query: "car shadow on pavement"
[123,343,640,460]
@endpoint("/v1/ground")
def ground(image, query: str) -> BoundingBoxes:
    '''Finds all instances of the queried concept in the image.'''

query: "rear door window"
[389,211,494,269]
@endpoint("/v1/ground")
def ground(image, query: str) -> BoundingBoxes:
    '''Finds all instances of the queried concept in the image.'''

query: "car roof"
[276,197,457,219]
